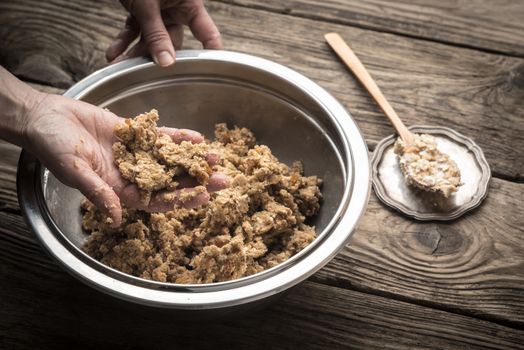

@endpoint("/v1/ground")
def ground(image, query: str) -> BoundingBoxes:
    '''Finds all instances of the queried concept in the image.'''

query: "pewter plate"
[371,125,490,220]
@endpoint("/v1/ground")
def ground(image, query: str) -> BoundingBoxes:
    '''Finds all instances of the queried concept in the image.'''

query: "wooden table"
[1,0,523,348]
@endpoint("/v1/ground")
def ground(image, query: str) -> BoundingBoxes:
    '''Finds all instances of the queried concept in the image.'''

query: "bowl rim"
[17,50,370,308]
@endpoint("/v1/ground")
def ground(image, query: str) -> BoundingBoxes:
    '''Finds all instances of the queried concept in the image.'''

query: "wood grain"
[0,0,124,87]
[1,237,523,349]
[216,0,524,57]
[1,0,524,345]
[0,142,20,213]
[0,0,523,180]
[203,2,524,180]
[324,32,415,144]
[1,135,523,327]
[315,179,524,327]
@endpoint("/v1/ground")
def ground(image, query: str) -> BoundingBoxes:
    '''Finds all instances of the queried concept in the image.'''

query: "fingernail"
[215,173,230,184]
[154,51,175,67]
[183,129,204,142]
[110,54,127,65]
[176,129,203,143]
[206,152,220,165]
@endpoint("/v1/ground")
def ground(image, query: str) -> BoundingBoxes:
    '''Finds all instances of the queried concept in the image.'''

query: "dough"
[112,109,211,204]
[81,110,322,284]
[394,133,462,197]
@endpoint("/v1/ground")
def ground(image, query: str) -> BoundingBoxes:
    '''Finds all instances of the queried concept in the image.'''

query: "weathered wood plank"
[0,0,124,87]
[1,0,523,336]
[315,179,524,327]
[2,138,523,326]
[203,2,524,180]
[0,236,523,350]
[0,142,20,213]
[216,0,524,57]
[0,0,523,179]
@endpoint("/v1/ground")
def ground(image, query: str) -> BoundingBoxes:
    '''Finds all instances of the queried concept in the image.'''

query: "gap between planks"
[309,273,524,330]
[0,3,520,330]
[1,192,523,330]
[1,241,523,350]
[213,0,524,59]
[2,0,522,180]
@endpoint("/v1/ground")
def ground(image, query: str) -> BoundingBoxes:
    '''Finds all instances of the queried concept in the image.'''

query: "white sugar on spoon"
[325,32,462,197]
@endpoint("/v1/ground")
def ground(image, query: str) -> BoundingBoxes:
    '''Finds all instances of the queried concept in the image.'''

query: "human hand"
[107,0,222,66]
[23,93,228,227]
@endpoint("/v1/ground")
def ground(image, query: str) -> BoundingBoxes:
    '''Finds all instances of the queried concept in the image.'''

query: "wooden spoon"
[324,32,414,146]
[325,32,462,197]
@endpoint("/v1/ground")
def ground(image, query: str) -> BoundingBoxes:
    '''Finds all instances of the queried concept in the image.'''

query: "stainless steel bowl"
[17,50,370,311]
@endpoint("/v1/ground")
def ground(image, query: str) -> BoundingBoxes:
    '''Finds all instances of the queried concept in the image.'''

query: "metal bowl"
[17,50,370,311]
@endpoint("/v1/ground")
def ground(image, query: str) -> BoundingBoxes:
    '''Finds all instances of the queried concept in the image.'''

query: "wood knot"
[0,15,110,89]
[508,63,524,89]
[12,54,74,88]
[411,225,465,256]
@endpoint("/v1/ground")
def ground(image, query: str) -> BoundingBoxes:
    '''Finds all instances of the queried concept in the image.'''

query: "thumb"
[131,2,175,67]
[73,162,122,227]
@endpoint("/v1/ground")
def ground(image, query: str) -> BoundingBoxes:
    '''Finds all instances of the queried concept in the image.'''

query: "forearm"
[0,66,39,148]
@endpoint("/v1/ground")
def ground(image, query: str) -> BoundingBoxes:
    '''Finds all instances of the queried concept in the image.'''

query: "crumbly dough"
[394,133,462,197]
[112,109,211,204]
[81,111,322,284]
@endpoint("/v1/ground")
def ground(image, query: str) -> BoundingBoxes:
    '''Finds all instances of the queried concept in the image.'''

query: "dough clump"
[394,133,462,197]
[81,110,322,284]
[112,109,211,204]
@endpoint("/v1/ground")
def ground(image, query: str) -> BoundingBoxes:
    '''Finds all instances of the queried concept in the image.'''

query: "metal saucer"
[371,125,491,221]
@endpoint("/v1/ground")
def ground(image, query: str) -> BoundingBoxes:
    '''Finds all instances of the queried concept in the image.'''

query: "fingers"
[112,41,149,63]
[157,127,224,187]
[148,188,210,212]
[167,24,184,50]
[117,168,229,212]
[152,172,230,211]
[187,6,223,49]
[131,1,175,67]
[117,183,143,209]
[206,152,219,166]
[175,175,199,189]
[114,1,221,67]
[74,163,122,227]
[177,172,229,193]
[106,16,139,62]
[159,127,204,144]
[118,183,210,212]
[207,172,229,192]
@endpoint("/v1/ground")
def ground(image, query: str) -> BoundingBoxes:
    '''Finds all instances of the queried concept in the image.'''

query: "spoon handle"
[325,32,414,144]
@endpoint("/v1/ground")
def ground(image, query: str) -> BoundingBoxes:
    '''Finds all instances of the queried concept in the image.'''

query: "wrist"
[16,90,47,151]
[0,67,42,149]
